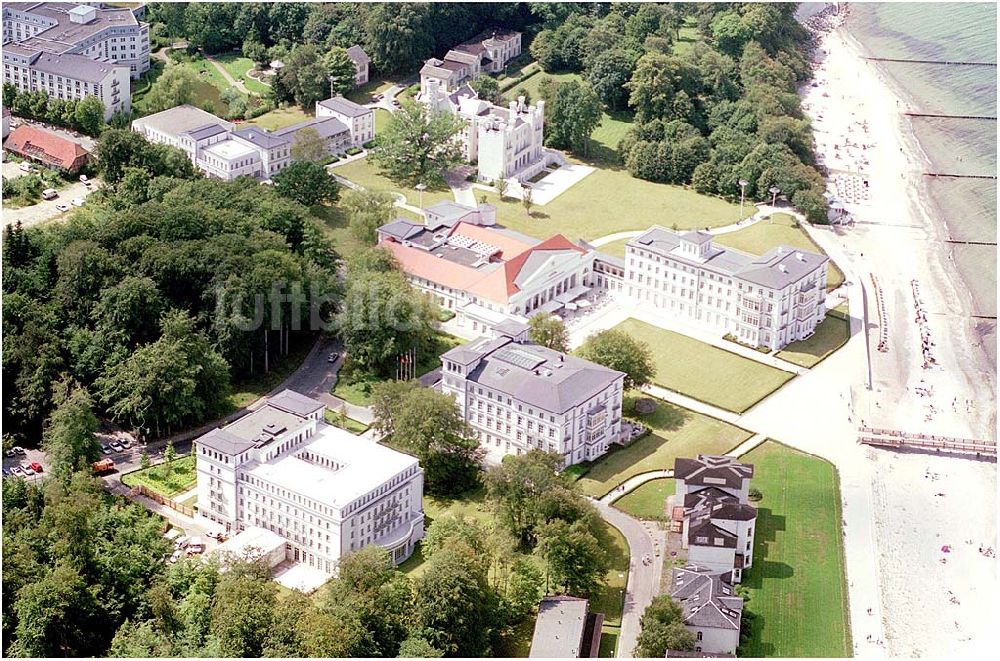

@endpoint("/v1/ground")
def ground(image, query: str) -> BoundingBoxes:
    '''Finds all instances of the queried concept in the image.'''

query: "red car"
[29,462,42,473]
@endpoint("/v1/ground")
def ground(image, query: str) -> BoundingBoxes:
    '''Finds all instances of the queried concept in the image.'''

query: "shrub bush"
[362,140,376,150]
[346,146,362,156]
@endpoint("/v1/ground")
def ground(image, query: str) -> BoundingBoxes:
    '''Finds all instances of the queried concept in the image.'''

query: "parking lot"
[2,160,99,229]
[2,445,48,482]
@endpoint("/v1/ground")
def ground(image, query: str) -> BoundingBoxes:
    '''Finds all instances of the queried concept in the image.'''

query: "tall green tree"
[528,313,570,353]
[289,126,328,164]
[545,80,602,156]
[586,49,638,111]
[73,96,106,136]
[578,328,654,390]
[210,560,276,657]
[272,161,340,207]
[42,378,100,478]
[344,189,396,245]
[634,595,696,657]
[370,99,465,186]
[536,518,610,596]
[323,46,358,97]
[363,3,434,75]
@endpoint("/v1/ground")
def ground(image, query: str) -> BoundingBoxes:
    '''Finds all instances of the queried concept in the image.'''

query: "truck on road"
[92,458,115,475]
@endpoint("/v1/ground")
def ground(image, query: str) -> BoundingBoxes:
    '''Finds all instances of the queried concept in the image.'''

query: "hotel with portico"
[195,390,424,573]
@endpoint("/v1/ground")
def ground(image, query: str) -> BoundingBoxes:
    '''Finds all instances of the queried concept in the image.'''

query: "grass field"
[213,53,271,95]
[712,213,846,291]
[613,319,795,413]
[614,478,675,520]
[346,79,397,105]
[575,394,753,498]
[122,455,197,498]
[775,306,852,368]
[323,409,370,434]
[248,106,313,131]
[738,441,851,657]
[311,203,368,259]
[596,238,630,258]
[332,157,455,208]
[374,108,391,135]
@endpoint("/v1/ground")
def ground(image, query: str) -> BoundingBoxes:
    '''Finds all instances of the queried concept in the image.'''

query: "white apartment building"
[625,227,829,351]
[3,46,129,118]
[316,96,374,147]
[377,202,600,335]
[668,565,744,656]
[3,2,149,116]
[346,45,370,86]
[673,455,757,583]
[423,82,546,182]
[441,336,625,466]
[196,390,425,572]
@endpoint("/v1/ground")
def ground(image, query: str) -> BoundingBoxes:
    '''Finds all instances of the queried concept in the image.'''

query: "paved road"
[591,500,659,658]
[2,161,100,229]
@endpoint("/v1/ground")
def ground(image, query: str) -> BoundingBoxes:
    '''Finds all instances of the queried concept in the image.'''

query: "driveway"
[3,161,99,229]
[591,500,661,658]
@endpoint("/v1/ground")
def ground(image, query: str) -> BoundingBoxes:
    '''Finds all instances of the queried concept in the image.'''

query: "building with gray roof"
[315,95,374,147]
[625,226,828,351]
[528,596,603,658]
[195,390,424,574]
[345,45,369,86]
[669,566,744,656]
[441,335,625,467]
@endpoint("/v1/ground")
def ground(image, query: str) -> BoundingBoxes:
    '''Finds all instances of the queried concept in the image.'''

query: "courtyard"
[613,319,796,413]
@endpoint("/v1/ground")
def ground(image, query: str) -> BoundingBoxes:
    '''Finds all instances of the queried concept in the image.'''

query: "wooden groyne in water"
[923,173,997,180]
[905,112,996,121]
[865,56,997,67]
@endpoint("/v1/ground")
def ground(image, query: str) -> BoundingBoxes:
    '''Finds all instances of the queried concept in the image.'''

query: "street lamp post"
[415,182,427,217]
[769,186,780,222]
[738,179,749,221]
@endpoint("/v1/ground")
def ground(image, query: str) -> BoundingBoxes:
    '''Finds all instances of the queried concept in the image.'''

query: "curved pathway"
[204,54,254,96]
[600,470,672,505]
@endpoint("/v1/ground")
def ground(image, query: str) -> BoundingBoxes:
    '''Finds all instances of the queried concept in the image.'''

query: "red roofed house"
[4,124,91,172]
[377,201,599,335]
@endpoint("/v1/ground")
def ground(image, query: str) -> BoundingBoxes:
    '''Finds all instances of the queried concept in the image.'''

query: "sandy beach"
[789,5,998,656]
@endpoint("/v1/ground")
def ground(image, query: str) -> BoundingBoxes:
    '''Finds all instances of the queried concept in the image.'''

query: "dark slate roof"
[687,517,737,549]
[685,490,758,522]
[346,45,369,64]
[317,95,371,118]
[197,428,256,456]
[450,337,624,414]
[232,126,289,149]
[494,319,530,338]
[670,566,743,631]
[182,123,228,141]
[674,455,754,489]
[273,116,350,140]
[379,219,425,242]
[267,389,324,417]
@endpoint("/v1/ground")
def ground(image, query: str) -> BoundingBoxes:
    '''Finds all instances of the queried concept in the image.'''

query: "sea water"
[841,3,997,363]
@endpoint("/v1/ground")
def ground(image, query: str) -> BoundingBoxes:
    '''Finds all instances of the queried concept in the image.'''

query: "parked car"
[4,449,14,458]
[175,536,190,551]
[41,188,58,200]
[120,439,132,449]
[187,537,205,555]
[327,352,337,363]
[79,174,89,183]
[11,466,24,477]
[71,197,85,207]
[2,468,11,478]
[55,203,70,212]
[100,443,112,455]
[169,549,184,564]
[109,440,125,452]
[29,462,42,473]
[13,446,26,456]
[20,463,34,476]
[18,162,33,172]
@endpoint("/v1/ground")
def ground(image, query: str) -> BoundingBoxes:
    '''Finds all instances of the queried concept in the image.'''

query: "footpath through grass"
[614,477,675,520]
[713,212,846,291]
[775,305,852,368]
[738,441,851,657]
[122,455,197,498]
[613,319,795,413]
[575,394,753,498]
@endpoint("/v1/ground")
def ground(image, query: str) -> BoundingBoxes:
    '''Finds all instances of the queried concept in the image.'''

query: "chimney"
[795,252,805,261]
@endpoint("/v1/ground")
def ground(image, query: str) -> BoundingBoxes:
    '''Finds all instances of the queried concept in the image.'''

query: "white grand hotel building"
[195,390,424,573]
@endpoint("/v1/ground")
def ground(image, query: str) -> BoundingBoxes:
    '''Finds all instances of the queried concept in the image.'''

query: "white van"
[41,188,58,200]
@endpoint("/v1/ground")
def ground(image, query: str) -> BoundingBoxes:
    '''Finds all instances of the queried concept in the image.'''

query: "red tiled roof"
[3,124,89,170]
[451,222,535,260]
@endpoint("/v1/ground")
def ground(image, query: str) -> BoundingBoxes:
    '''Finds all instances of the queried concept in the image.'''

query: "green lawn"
[374,108,391,135]
[121,455,197,498]
[227,335,317,410]
[323,409,370,434]
[213,53,271,95]
[614,478,675,520]
[738,441,851,657]
[346,79,396,105]
[311,203,369,261]
[332,332,464,406]
[775,306,852,368]
[596,238,630,259]
[613,319,795,413]
[712,213,845,291]
[575,394,753,498]
[248,106,313,131]
[331,156,455,208]
[599,627,620,657]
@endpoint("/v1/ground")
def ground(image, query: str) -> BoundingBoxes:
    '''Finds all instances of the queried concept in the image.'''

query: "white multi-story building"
[668,565,744,656]
[316,95,374,147]
[441,336,625,466]
[131,102,362,181]
[423,83,546,182]
[625,227,829,351]
[419,29,522,96]
[377,201,600,335]
[673,455,757,583]
[3,2,149,117]
[3,46,130,119]
[346,45,370,86]
[195,390,425,573]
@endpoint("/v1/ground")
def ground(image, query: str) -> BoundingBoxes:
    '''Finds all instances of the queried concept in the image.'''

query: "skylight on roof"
[494,347,545,371]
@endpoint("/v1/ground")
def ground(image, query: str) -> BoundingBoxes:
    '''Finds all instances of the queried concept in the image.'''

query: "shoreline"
[797,6,997,657]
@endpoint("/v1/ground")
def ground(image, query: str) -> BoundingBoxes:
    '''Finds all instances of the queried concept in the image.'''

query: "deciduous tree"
[370,99,465,186]
[578,328,655,390]
[272,161,340,207]
[528,313,569,353]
